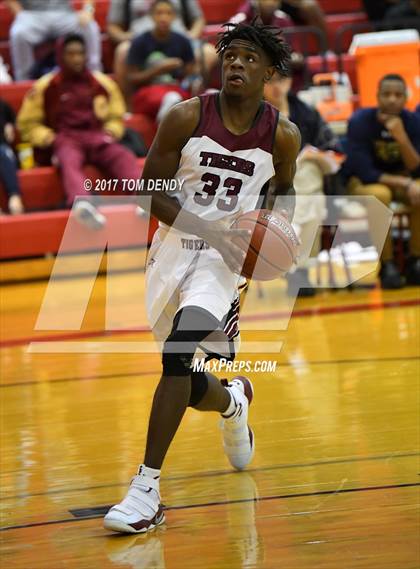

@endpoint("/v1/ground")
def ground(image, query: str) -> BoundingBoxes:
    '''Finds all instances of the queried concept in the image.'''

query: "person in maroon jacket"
[17,34,141,228]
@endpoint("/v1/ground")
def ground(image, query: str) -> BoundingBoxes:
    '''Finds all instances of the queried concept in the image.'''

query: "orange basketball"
[232,209,300,281]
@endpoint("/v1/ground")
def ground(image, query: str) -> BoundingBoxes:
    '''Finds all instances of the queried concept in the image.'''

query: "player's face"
[152,2,175,34]
[377,80,407,115]
[221,40,274,96]
[62,42,86,74]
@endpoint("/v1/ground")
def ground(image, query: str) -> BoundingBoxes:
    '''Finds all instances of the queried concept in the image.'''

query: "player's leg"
[190,368,255,471]
[104,306,226,533]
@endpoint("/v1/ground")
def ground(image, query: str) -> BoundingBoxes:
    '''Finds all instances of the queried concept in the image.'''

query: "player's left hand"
[202,219,251,274]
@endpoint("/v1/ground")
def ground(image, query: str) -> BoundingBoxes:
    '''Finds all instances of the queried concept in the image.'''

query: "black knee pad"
[188,371,209,407]
[162,307,221,376]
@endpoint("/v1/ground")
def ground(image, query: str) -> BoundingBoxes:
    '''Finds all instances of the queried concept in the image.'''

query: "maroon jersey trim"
[193,92,279,154]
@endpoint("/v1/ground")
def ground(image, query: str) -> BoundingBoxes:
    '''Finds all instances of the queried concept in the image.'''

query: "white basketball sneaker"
[221,376,255,470]
[104,466,165,534]
[73,200,106,230]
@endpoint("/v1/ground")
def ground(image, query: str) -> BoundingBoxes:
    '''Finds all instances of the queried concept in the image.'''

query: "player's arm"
[267,116,301,221]
[140,99,249,272]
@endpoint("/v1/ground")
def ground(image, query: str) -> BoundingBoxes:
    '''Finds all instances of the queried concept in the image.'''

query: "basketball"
[232,209,300,280]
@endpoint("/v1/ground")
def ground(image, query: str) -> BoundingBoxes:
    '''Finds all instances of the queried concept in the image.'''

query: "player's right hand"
[203,223,251,275]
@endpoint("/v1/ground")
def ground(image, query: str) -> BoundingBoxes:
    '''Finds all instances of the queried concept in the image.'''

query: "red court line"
[1,297,419,349]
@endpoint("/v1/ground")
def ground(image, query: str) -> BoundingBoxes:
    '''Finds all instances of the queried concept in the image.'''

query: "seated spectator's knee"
[364,184,392,205]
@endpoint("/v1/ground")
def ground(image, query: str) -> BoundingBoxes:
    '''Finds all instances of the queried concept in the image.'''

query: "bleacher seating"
[0,159,153,260]
[319,0,362,14]
[325,12,369,52]
[0,204,156,259]
[200,0,242,24]
[0,159,146,212]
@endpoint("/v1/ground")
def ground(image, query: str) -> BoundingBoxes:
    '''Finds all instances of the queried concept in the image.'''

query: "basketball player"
[104,20,300,533]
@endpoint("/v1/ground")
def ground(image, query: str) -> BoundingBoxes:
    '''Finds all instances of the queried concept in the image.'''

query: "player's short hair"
[379,74,407,90]
[63,33,86,50]
[216,19,292,76]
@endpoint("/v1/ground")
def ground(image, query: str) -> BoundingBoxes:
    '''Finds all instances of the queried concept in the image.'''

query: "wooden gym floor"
[0,265,419,569]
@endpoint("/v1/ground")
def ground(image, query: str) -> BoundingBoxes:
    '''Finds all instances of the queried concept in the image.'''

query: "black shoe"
[406,257,420,286]
[379,261,403,289]
[287,268,316,297]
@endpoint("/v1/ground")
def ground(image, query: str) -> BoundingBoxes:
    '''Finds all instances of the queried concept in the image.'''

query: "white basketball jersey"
[170,92,279,220]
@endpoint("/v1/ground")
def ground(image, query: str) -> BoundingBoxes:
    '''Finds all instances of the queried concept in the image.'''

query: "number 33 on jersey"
[171,93,279,219]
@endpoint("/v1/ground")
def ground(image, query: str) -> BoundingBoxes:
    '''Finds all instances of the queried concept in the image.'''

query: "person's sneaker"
[379,260,403,289]
[220,376,255,471]
[8,195,24,215]
[73,200,106,230]
[287,267,316,297]
[406,257,420,286]
[104,466,165,534]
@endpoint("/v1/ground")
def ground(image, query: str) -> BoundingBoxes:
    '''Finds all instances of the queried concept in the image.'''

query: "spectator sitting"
[264,73,342,296]
[341,74,420,289]
[126,0,196,121]
[17,34,141,229]
[6,0,101,81]
[107,0,217,98]
[0,99,24,215]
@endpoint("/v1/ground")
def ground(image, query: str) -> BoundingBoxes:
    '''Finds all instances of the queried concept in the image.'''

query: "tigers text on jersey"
[170,92,279,220]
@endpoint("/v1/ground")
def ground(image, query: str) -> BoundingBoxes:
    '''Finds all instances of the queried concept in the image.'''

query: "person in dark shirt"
[126,0,196,120]
[342,74,420,288]
[265,73,342,296]
[0,99,24,214]
[107,0,217,99]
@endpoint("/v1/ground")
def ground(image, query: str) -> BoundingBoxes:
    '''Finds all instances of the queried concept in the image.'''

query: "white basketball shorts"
[145,226,246,356]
